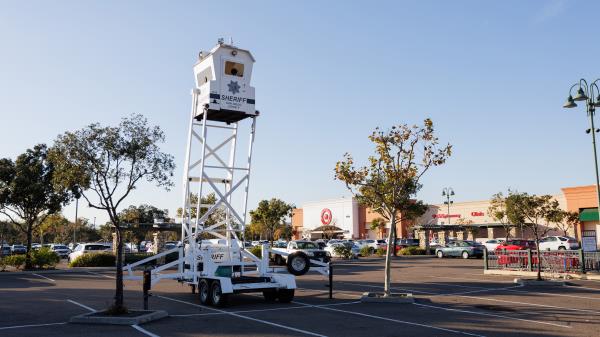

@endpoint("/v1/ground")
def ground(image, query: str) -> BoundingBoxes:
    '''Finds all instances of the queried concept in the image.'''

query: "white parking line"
[132,324,160,337]
[0,322,67,331]
[566,285,600,292]
[413,302,571,328]
[155,295,327,337]
[292,300,486,337]
[457,295,600,314]
[340,281,436,295]
[67,299,96,312]
[87,271,115,279]
[440,286,523,296]
[32,273,55,282]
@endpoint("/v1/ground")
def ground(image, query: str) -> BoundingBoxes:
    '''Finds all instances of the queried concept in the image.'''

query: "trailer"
[123,40,328,306]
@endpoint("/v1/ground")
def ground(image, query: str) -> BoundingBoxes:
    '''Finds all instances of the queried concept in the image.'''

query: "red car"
[495,239,536,251]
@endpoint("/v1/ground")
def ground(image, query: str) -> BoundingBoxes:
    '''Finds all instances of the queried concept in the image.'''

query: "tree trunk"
[391,219,398,257]
[383,213,396,297]
[25,225,33,269]
[536,239,542,281]
[114,226,125,310]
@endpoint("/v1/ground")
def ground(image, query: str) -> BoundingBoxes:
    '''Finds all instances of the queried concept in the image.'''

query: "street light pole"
[564,79,600,234]
[442,187,455,225]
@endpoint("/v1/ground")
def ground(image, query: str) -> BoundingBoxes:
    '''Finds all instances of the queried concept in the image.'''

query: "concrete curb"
[70,310,168,325]
[484,269,600,281]
[514,278,566,286]
[360,292,415,303]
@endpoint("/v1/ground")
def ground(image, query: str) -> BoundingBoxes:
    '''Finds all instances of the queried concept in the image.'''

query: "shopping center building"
[291,184,600,251]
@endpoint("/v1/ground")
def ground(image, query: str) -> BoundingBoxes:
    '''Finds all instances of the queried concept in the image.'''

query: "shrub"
[3,255,25,269]
[0,258,6,271]
[333,245,354,259]
[32,247,60,269]
[124,253,155,265]
[69,253,115,267]
[359,246,372,257]
[375,248,386,257]
[249,245,262,259]
[398,246,426,256]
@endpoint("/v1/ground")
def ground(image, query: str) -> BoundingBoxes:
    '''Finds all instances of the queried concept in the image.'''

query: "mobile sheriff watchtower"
[124,40,328,306]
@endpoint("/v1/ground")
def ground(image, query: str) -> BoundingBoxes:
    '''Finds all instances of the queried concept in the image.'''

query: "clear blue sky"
[0,0,597,225]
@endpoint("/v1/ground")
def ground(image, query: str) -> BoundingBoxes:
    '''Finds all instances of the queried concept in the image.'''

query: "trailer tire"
[263,289,277,302]
[210,280,229,307]
[199,279,211,305]
[278,289,294,303]
[287,252,310,276]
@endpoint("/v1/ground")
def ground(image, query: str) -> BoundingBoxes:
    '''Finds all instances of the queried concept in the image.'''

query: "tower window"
[225,61,244,77]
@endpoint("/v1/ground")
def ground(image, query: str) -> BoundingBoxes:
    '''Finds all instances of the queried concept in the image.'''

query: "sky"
[0,0,598,226]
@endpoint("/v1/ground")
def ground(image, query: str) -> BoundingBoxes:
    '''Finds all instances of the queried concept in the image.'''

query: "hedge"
[32,247,60,269]
[69,253,115,267]
[398,246,426,256]
[359,246,372,257]
[3,255,25,269]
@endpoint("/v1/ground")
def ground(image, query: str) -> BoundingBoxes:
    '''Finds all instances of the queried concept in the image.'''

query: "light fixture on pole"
[442,187,455,226]
[564,78,600,236]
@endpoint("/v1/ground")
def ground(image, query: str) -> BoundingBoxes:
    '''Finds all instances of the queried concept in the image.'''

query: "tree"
[48,114,175,313]
[506,193,557,281]
[369,218,386,239]
[488,192,514,241]
[274,225,293,241]
[38,213,70,244]
[176,193,225,231]
[0,144,73,269]
[335,119,451,296]
[550,210,579,237]
[249,199,294,242]
[119,204,169,245]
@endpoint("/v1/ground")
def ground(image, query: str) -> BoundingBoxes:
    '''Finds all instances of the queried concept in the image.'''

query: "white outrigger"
[123,40,329,306]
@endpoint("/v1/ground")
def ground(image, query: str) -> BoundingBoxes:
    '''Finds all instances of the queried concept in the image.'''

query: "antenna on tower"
[229,37,234,45]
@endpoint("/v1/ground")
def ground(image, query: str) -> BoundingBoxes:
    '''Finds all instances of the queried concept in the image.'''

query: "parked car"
[31,243,41,250]
[495,239,536,251]
[49,244,70,258]
[539,236,579,251]
[271,240,330,275]
[10,244,26,255]
[479,238,505,251]
[1,245,11,256]
[396,238,420,248]
[68,243,111,262]
[435,240,484,259]
[324,242,360,258]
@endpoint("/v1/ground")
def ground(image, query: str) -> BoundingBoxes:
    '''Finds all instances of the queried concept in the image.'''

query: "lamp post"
[563,79,600,230]
[442,187,455,225]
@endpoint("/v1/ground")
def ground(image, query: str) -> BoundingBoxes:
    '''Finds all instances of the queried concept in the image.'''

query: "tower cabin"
[193,41,256,123]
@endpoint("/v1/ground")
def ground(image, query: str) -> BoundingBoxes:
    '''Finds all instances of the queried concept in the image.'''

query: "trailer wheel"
[210,280,229,307]
[278,289,294,303]
[263,289,277,302]
[199,279,211,305]
[287,252,310,276]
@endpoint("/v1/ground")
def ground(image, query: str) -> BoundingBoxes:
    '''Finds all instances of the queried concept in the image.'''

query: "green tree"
[0,144,73,269]
[119,204,169,245]
[335,119,451,297]
[274,225,293,241]
[488,192,515,241]
[38,213,70,244]
[369,218,386,239]
[48,114,175,313]
[506,192,558,281]
[549,210,579,237]
[249,199,294,242]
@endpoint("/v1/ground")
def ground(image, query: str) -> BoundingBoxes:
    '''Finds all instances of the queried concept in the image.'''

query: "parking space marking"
[292,300,486,337]
[566,284,600,292]
[67,299,97,312]
[440,286,523,296]
[87,271,115,279]
[427,276,512,284]
[457,295,600,314]
[413,302,571,328]
[0,322,67,331]
[155,295,327,337]
[132,324,160,337]
[508,288,600,300]
[32,273,55,282]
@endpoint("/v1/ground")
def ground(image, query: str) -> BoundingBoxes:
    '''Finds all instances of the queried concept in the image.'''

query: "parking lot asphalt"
[1,256,600,337]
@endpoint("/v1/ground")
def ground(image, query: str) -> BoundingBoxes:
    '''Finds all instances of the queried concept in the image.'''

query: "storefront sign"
[582,236,598,252]
[432,214,461,219]
[471,211,484,217]
[321,208,332,225]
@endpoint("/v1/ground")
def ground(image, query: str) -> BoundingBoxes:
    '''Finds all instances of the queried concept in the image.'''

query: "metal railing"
[484,249,600,274]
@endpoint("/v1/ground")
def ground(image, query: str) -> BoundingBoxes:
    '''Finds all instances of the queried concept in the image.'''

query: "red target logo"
[321,208,332,225]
